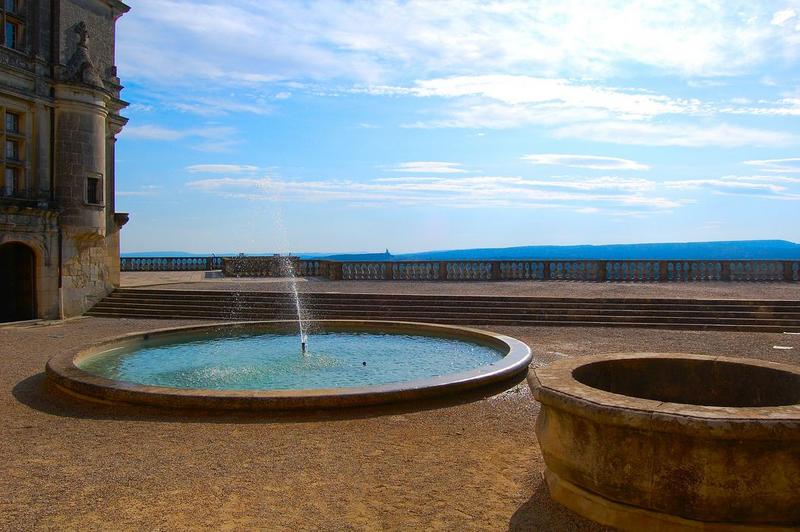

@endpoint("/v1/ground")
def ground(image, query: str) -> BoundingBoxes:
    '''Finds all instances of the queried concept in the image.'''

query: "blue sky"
[115,0,800,254]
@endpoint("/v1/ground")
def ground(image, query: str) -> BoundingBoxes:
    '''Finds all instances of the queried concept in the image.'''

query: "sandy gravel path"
[2,316,798,530]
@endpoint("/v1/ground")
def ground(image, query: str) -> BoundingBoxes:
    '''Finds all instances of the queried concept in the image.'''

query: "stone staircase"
[85,288,800,333]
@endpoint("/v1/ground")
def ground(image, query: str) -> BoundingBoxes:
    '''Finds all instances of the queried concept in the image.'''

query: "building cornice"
[100,0,131,18]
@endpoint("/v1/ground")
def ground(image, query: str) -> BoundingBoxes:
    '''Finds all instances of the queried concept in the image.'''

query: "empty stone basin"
[529,353,800,530]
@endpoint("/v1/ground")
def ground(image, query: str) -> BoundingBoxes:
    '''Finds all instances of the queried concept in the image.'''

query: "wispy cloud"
[172,97,273,117]
[119,1,800,86]
[719,97,800,117]
[552,121,799,148]
[772,8,797,26]
[121,124,240,153]
[387,162,468,174]
[664,174,800,200]
[187,164,260,174]
[117,185,163,197]
[122,124,188,141]
[122,124,237,141]
[366,75,796,146]
[522,154,650,171]
[744,158,800,173]
[186,173,680,211]
[364,76,699,119]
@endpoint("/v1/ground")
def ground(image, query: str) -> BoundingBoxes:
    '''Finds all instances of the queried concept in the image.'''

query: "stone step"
[90,300,800,319]
[113,288,800,307]
[85,309,800,333]
[87,305,800,326]
[91,289,800,332]
[106,294,800,313]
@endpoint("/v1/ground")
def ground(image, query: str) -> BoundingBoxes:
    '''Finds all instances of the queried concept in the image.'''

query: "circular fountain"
[529,353,800,530]
[47,320,530,410]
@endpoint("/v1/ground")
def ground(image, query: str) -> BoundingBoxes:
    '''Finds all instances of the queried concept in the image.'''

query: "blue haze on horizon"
[115,1,800,254]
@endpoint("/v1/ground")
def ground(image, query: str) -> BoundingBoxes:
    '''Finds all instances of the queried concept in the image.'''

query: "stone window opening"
[0,106,25,198]
[86,175,103,206]
[5,137,18,160]
[0,0,23,51]
[5,110,18,132]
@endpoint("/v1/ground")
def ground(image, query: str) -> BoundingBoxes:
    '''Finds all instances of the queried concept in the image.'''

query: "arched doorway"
[0,242,37,322]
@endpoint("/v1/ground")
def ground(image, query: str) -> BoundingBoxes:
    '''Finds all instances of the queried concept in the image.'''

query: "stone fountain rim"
[530,352,800,439]
[46,320,532,411]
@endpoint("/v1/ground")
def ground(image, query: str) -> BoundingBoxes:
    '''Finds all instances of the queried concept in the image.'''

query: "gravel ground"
[1,316,799,531]
[121,272,800,300]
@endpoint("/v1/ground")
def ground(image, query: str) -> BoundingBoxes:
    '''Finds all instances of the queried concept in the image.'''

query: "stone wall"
[0,0,128,321]
[61,233,113,316]
[0,206,60,318]
[58,0,120,80]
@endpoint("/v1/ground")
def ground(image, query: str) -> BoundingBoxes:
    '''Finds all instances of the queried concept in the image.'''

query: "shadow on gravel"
[508,477,610,532]
[12,371,528,424]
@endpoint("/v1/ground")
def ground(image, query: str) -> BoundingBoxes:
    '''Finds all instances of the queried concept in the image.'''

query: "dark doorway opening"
[0,242,37,322]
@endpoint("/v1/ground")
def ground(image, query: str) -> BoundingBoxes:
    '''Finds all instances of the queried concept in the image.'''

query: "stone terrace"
[121,271,800,300]
[1,278,799,530]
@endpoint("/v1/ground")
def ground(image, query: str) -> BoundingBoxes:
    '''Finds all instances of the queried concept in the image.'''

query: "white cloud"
[371,75,797,146]
[186,173,680,211]
[172,97,273,117]
[120,124,240,153]
[744,158,800,173]
[122,124,237,141]
[119,1,800,86]
[387,162,468,174]
[187,164,260,174]
[127,102,154,113]
[522,154,650,171]
[664,174,800,200]
[719,98,800,117]
[117,185,162,197]
[368,76,699,118]
[772,8,797,26]
[552,121,799,147]
[366,76,702,129]
[122,124,187,141]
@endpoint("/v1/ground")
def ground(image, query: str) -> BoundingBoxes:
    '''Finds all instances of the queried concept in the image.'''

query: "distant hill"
[388,240,800,261]
[123,240,800,261]
[317,250,393,261]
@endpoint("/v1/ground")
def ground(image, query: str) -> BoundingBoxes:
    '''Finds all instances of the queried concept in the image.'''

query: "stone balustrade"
[121,256,224,271]
[121,257,800,282]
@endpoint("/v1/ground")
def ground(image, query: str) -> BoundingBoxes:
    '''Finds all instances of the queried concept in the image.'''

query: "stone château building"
[0,0,129,322]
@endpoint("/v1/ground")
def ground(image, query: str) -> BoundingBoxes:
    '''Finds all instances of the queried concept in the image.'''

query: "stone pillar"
[721,261,732,282]
[105,120,126,287]
[53,84,108,235]
[53,83,113,316]
[597,261,607,282]
[32,102,52,202]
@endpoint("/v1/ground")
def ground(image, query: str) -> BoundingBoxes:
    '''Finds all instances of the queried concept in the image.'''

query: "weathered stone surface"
[222,256,302,278]
[0,0,130,321]
[530,353,800,529]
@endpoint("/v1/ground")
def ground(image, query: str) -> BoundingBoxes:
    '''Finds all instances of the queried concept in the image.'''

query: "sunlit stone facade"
[0,0,129,322]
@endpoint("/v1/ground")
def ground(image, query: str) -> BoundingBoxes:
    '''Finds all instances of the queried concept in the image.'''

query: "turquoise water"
[79,331,503,390]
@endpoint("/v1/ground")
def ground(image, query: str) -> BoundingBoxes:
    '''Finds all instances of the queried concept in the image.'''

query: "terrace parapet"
[121,257,800,282]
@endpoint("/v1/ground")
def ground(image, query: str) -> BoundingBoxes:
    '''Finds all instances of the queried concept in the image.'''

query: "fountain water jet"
[279,255,308,354]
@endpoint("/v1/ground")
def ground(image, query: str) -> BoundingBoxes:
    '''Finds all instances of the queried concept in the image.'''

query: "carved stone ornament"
[64,22,105,89]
